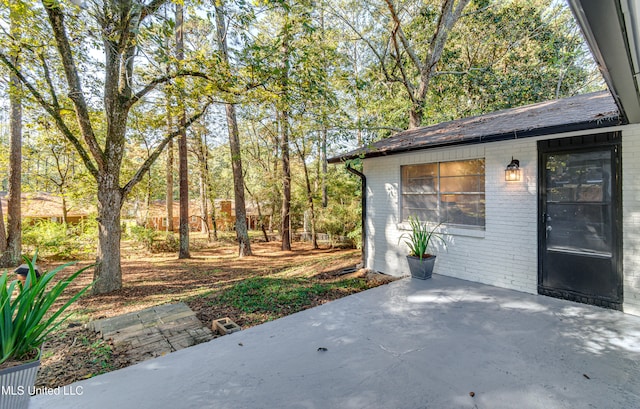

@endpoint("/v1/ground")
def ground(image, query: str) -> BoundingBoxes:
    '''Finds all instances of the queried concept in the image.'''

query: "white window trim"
[399,158,486,233]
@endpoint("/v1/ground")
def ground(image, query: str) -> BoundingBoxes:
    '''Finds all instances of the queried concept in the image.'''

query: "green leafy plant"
[0,255,92,365]
[22,218,99,260]
[128,225,158,250]
[399,216,446,260]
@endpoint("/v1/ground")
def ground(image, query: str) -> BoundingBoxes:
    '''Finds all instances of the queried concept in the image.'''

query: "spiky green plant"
[0,255,92,364]
[399,216,446,260]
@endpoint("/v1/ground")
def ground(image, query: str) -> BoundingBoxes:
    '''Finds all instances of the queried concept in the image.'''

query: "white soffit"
[568,0,640,123]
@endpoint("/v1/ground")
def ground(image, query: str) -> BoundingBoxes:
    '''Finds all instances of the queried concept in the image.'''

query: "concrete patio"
[32,275,640,409]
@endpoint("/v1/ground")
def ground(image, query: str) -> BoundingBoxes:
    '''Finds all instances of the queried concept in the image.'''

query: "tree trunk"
[245,183,269,242]
[280,109,292,251]
[211,202,218,240]
[409,108,423,129]
[176,2,190,259]
[166,114,174,232]
[214,1,252,256]
[319,8,328,209]
[94,180,123,294]
[207,183,219,241]
[2,14,22,267]
[384,0,470,130]
[202,134,214,241]
[61,194,68,226]
[279,12,292,251]
[198,133,210,236]
[301,157,318,249]
[178,123,190,258]
[226,104,252,256]
[321,128,328,208]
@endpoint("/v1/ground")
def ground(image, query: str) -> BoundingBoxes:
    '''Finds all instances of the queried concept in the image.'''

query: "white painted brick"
[364,140,537,294]
[361,125,640,315]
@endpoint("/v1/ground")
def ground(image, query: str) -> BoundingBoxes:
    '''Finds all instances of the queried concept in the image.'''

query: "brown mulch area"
[31,239,396,389]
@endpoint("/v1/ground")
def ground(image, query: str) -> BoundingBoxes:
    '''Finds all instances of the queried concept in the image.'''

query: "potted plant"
[0,255,91,408]
[399,216,446,279]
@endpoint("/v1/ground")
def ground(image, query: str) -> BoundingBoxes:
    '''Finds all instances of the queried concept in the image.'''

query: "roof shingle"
[329,91,621,163]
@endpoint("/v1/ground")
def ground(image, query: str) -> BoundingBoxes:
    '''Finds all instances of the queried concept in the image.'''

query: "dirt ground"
[31,238,396,389]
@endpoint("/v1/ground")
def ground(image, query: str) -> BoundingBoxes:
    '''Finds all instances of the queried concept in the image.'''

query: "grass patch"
[89,340,114,374]
[217,277,370,315]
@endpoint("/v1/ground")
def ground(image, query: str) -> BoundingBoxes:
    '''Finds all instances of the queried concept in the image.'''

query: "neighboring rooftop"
[329,91,621,163]
[0,192,93,219]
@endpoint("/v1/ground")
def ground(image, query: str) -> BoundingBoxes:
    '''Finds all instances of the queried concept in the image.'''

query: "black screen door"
[539,135,622,309]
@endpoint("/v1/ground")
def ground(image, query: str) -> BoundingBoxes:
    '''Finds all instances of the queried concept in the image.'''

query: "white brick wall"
[362,124,640,315]
[363,140,539,294]
[622,124,640,315]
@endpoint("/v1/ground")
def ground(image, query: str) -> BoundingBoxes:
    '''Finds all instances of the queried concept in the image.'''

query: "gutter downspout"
[346,163,366,268]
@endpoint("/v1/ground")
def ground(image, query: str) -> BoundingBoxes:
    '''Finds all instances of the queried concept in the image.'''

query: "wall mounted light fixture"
[505,157,521,182]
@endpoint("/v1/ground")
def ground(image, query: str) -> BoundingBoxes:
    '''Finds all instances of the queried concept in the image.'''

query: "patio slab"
[31,275,640,409]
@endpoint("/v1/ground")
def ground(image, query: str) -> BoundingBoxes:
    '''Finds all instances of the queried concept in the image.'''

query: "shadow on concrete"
[31,275,640,409]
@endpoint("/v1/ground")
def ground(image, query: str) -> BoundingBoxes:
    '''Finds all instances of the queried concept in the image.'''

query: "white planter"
[0,358,40,409]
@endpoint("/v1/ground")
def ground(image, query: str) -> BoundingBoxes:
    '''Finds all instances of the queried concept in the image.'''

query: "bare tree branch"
[323,3,399,83]
[127,70,211,108]
[43,2,106,173]
[384,0,422,71]
[141,0,168,21]
[0,50,99,178]
[39,52,60,110]
[121,101,212,198]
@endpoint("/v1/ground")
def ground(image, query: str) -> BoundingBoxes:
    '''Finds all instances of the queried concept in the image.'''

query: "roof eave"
[568,0,640,123]
[328,116,621,163]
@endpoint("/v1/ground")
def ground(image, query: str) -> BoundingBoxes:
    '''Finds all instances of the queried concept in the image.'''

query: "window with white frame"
[401,158,485,227]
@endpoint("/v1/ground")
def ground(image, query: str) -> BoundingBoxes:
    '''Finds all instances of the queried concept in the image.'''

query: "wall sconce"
[505,157,521,181]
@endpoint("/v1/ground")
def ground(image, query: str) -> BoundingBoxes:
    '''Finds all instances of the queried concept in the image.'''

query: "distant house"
[329,1,640,316]
[140,199,270,232]
[0,192,92,225]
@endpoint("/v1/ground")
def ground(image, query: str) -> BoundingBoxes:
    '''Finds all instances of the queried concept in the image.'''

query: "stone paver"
[89,302,215,363]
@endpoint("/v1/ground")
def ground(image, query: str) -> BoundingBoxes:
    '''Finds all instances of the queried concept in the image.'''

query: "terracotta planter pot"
[0,356,41,409]
[406,255,436,280]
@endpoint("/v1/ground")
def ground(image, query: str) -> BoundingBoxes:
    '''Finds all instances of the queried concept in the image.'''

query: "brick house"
[0,192,91,225]
[329,0,640,316]
[142,199,270,232]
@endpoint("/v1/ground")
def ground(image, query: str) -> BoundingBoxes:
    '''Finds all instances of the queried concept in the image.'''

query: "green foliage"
[315,166,362,246]
[398,217,446,260]
[128,225,158,250]
[88,339,113,374]
[21,219,98,260]
[0,255,92,364]
[346,227,362,249]
[218,276,369,315]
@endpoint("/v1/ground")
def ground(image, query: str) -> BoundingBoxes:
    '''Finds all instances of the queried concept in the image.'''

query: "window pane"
[440,159,485,177]
[403,163,437,178]
[546,203,611,256]
[402,194,438,222]
[440,175,485,193]
[402,164,437,193]
[401,159,485,227]
[546,151,611,203]
[440,194,485,226]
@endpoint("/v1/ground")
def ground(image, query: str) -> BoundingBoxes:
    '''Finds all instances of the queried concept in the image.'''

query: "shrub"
[22,218,98,260]
[0,255,92,364]
[128,225,158,250]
